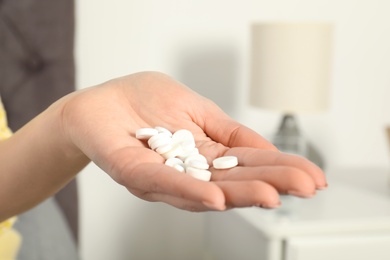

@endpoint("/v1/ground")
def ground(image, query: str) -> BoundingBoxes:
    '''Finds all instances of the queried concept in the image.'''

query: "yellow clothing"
[0,98,12,140]
[0,97,22,260]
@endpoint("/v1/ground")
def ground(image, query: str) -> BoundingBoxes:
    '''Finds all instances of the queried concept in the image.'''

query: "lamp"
[249,22,333,168]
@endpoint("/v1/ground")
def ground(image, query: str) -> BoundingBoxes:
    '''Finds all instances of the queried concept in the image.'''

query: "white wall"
[75,1,390,259]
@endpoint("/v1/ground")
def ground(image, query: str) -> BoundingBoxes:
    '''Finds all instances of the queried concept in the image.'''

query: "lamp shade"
[250,22,333,113]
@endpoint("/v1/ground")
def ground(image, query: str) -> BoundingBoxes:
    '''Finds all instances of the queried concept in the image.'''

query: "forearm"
[0,100,90,221]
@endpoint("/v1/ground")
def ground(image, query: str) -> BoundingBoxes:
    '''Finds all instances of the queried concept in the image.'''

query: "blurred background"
[74,0,390,259]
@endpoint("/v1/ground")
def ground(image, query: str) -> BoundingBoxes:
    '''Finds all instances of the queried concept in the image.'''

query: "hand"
[61,71,327,211]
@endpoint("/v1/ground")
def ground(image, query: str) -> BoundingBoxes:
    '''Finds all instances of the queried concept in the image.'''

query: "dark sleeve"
[0,0,78,245]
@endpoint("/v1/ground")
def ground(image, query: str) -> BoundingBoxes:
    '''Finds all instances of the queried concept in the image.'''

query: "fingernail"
[256,201,281,209]
[268,201,282,209]
[317,183,329,190]
[288,190,316,198]
[203,201,226,211]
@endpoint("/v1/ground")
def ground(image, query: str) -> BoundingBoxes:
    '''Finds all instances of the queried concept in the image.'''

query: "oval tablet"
[212,156,238,169]
[184,154,207,165]
[186,167,212,181]
[180,139,196,151]
[173,164,185,173]
[148,132,171,147]
[172,129,194,144]
[155,126,173,137]
[150,136,172,150]
[161,145,184,159]
[165,157,184,167]
[186,159,209,170]
[177,148,199,161]
[156,143,174,154]
[136,128,158,140]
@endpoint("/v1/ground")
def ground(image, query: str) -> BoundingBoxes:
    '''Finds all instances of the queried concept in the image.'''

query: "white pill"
[150,136,172,150]
[173,164,186,173]
[177,148,199,161]
[180,139,196,151]
[184,154,208,165]
[136,128,158,140]
[212,156,238,169]
[148,132,171,148]
[156,143,174,154]
[161,145,184,159]
[155,126,173,137]
[186,159,209,170]
[172,129,194,144]
[165,157,184,167]
[186,167,212,181]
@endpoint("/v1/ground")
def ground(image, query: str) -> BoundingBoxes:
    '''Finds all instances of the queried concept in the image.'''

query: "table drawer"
[285,234,390,260]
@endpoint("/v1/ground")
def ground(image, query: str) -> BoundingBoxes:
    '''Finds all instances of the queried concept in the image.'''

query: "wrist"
[0,94,90,219]
[52,94,91,166]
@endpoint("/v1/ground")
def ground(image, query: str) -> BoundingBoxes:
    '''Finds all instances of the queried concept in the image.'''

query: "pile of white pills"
[136,127,238,181]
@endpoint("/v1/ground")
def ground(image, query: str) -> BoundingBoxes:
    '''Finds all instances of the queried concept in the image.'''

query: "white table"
[204,168,390,260]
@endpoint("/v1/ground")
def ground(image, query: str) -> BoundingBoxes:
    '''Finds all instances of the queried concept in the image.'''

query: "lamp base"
[271,114,324,169]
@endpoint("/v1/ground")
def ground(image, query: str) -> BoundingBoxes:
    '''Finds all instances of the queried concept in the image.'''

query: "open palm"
[61,72,327,211]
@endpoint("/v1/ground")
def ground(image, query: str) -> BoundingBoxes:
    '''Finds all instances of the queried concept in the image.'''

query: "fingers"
[114,157,226,210]
[129,188,213,212]
[215,180,281,209]
[224,147,327,189]
[129,180,281,211]
[211,166,317,198]
[107,146,224,210]
[107,144,324,212]
[124,160,285,210]
[108,147,283,211]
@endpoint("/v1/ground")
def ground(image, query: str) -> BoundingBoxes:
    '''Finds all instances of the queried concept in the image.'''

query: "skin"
[0,71,327,222]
